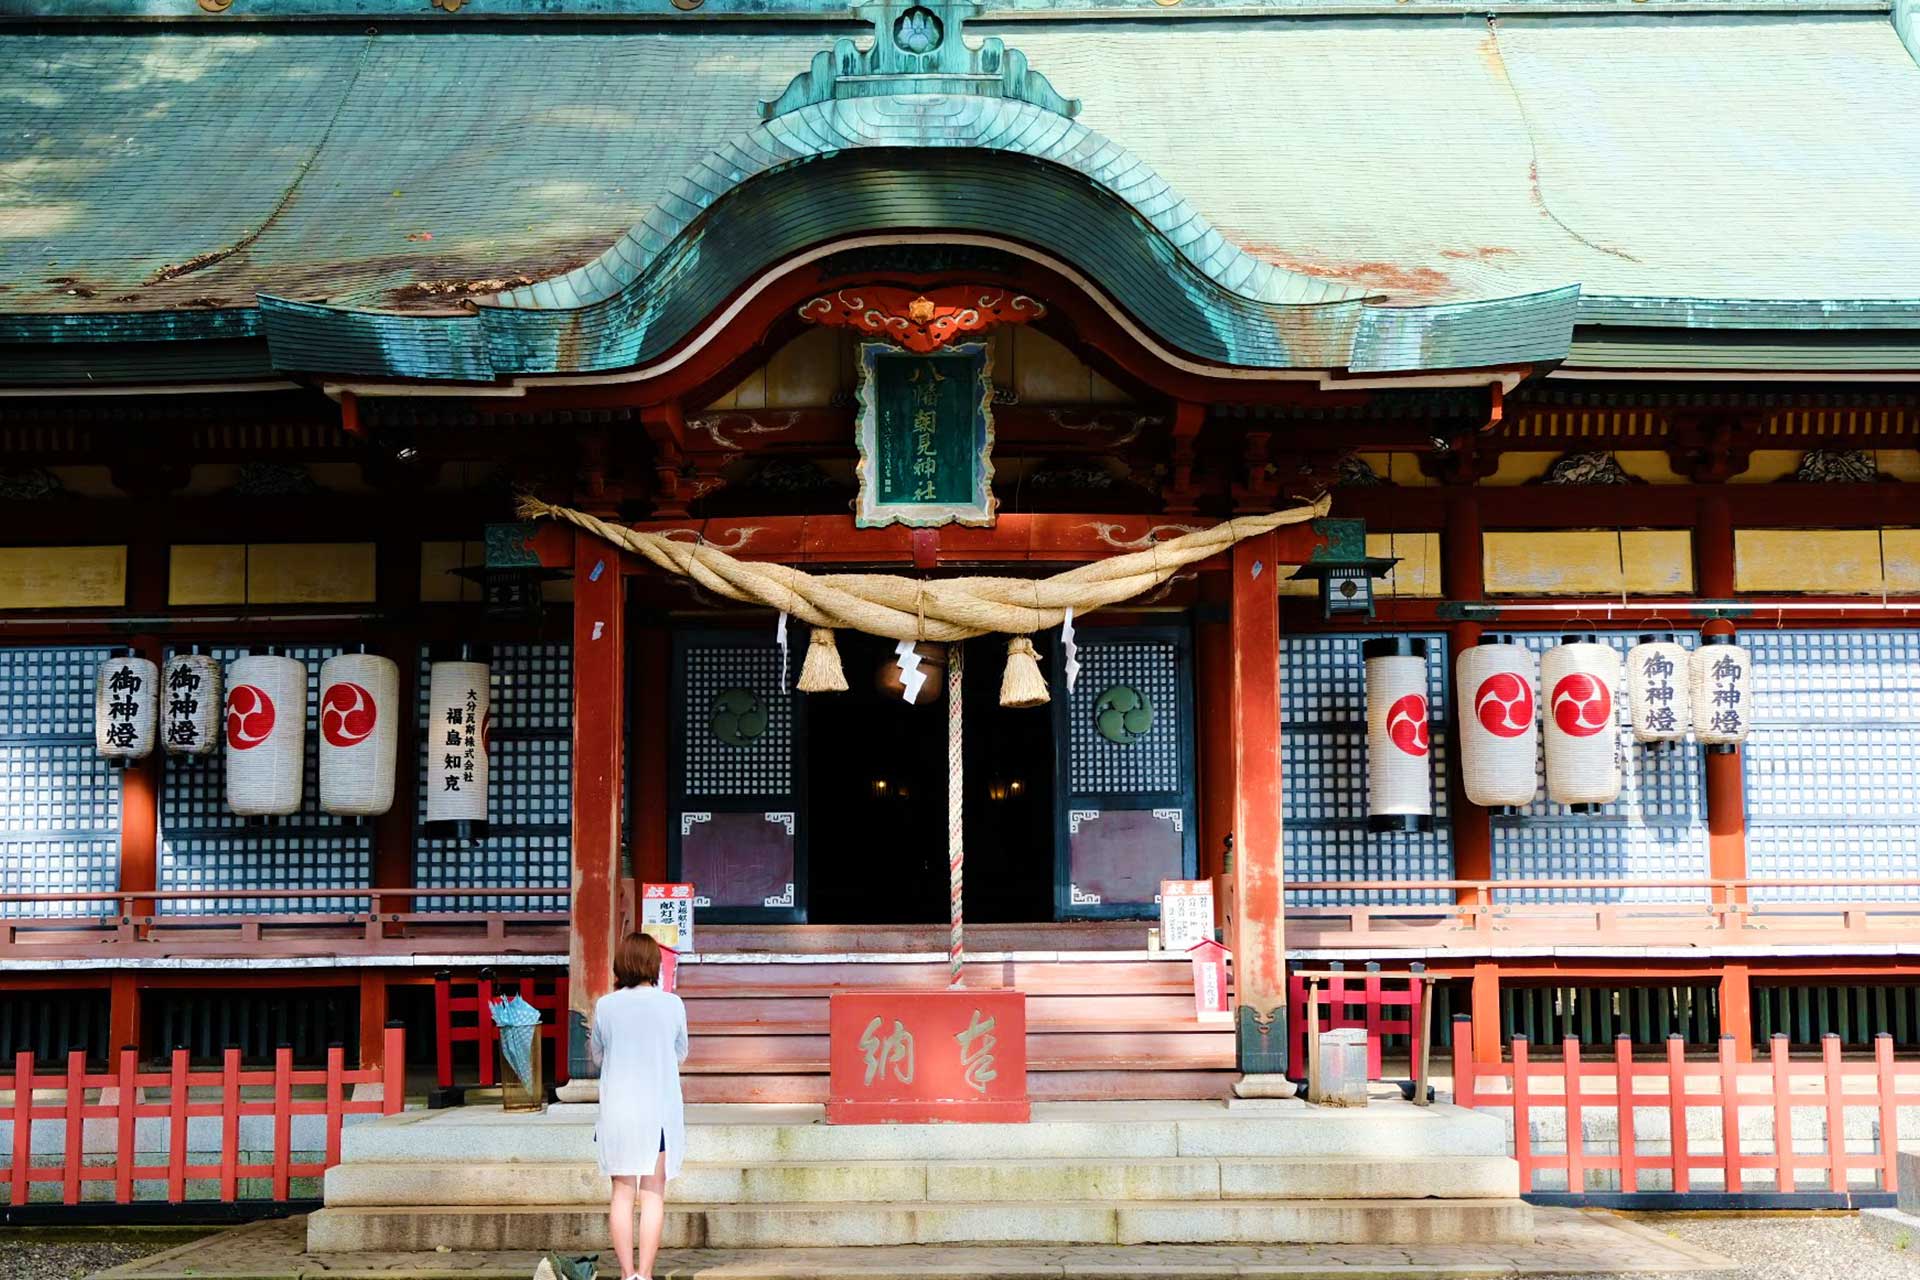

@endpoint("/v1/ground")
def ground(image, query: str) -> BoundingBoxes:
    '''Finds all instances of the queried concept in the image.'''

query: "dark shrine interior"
[805,634,1055,925]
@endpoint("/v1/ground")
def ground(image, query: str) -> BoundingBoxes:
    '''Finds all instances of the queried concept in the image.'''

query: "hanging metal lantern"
[95,651,158,765]
[162,650,222,759]
[1542,636,1621,811]
[1692,634,1753,753]
[318,651,400,817]
[225,653,308,817]
[1626,633,1691,744]
[425,646,491,841]
[1363,637,1432,833]
[1455,636,1538,812]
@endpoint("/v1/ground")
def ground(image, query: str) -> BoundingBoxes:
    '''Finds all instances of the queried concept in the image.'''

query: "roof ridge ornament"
[758,0,1080,120]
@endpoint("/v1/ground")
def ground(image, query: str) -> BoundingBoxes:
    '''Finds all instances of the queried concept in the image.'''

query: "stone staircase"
[308,1099,1532,1251]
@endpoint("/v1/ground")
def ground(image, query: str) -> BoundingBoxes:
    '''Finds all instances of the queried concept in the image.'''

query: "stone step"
[341,1100,1507,1166]
[325,1155,1517,1207]
[305,1197,1534,1252]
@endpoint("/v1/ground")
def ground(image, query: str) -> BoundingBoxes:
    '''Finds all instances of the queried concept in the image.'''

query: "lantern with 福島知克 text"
[318,651,400,817]
[224,652,308,817]
[1455,636,1538,811]
[1692,633,1753,752]
[1542,635,1621,811]
[95,651,158,765]
[1363,637,1432,832]
[425,646,491,841]
[1626,633,1691,744]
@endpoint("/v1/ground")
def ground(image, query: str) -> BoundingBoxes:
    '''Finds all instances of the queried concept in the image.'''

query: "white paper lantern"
[162,652,222,758]
[318,652,400,817]
[1455,637,1538,810]
[1692,634,1753,752]
[1542,636,1622,810]
[1363,637,1433,832]
[95,653,158,763]
[425,656,490,838]
[225,654,307,817]
[1626,633,1691,744]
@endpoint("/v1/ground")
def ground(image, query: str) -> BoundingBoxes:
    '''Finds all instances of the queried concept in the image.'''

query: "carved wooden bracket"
[1667,412,1758,483]
[798,285,1046,353]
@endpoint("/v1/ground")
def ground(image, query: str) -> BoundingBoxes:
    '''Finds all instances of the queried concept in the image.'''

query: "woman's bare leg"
[636,1148,668,1279]
[608,1174,637,1279]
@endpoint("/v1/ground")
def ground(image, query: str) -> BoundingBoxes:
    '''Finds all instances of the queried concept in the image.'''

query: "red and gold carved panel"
[798,286,1046,353]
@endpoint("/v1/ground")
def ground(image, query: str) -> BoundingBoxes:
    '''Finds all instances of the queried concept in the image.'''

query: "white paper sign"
[1158,879,1215,954]
[642,882,697,955]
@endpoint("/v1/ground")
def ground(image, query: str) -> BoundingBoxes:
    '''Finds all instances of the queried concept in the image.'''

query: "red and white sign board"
[1188,939,1231,1023]
[1159,879,1215,954]
[827,991,1029,1124]
[658,945,679,994]
[642,882,696,954]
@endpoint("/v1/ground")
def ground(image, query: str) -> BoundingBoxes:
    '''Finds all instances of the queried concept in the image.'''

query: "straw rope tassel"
[948,643,965,988]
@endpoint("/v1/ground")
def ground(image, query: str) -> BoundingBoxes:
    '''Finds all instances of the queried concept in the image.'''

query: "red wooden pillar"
[358,970,391,1074]
[1696,494,1747,901]
[567,531,626,1081]
[1444,491,1492,900]
[1195,572,1234,919]
[372,536,421,903]
[1471,960,1501,1065]
[1227,532,1289,1085]
[1720,962,1753,1063]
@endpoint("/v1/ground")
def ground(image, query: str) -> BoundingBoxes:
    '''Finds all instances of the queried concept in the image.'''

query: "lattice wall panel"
[1745,629,1920,900]
[0,646,120,918]
[415,644,571,910]
[681,646,792,799]
[159,646,370,914]
[1065,641,1181,796]
[1281,632,1452,906]
[1491,632,1706,903]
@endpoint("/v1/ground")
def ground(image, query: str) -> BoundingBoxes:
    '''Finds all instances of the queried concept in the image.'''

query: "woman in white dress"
[590,932,688,1280]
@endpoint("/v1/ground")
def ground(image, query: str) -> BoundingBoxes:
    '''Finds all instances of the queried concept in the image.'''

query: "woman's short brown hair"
[613,932,663,989]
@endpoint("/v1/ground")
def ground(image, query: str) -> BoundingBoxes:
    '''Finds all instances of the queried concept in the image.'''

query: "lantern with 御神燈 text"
[425,646,490,840]
[1692,634,1752,753]
[95,651,158,764]
[1455,636,1538,811]
[1542,636,1621,811]
[224,652,308,817]
[318,651,400,817]
[1627,633,1691,744]
[162,651,222,758]
[1363,637,1432,832]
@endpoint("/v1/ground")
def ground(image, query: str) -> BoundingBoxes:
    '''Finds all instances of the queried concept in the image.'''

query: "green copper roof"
[4,6,1920,384]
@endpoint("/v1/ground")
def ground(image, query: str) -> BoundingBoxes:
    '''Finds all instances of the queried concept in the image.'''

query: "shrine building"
[5,0,1920,1110]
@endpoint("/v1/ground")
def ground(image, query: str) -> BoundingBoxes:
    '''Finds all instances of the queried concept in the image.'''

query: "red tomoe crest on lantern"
[1551,673,1612,737]
[225,684,276,750]
[1386,694,1429,756]
[1475,672,1534,739]
[320,681,377,748]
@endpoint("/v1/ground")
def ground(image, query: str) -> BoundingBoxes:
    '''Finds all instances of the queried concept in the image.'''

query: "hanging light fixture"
[161,649,222,759]
[1542,635,1621,811]
[225,651,308,817]
[95,650,158,765]
[1626,632,1691,744]
[318,649,400,818]
[1692,633,1753,753]
[1363,637,1432,832]
[1455,635,1538,812]
[425,644,491,841]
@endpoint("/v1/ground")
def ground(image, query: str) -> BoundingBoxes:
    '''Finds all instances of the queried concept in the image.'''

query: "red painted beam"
[567,530,625,1078]
[1228,533,1286,1060]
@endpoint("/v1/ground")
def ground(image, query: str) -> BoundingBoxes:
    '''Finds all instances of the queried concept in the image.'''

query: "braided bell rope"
[515,493,1331,642]
[947,644,965,988]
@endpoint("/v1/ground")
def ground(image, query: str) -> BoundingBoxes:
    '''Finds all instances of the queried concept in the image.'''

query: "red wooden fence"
[6,1026,403,1207]
[1454,1017,1913,1199]
[1287,967,1427,1083]
[433,969,569,1091]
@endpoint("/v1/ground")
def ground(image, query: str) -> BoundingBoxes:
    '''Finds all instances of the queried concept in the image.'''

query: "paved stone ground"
[86,1209,1729,1278]
[0,1230,210,1280]
[1535,1213,1920,1280]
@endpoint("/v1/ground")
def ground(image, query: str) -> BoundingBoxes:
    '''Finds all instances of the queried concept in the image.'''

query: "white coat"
[588,984,689,1179]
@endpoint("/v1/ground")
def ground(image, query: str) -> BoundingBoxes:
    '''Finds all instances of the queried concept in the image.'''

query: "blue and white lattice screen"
[1491,632,1707,903]
[0,646,121,917]
[1743,629,1920,900]
[1281,632,1452,905]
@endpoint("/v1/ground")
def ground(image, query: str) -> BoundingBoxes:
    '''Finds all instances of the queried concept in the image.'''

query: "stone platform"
[307,1099,1534,1253]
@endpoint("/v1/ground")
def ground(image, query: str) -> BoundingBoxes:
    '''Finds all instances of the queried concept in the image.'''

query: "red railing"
[1286,966,1428,1083]
[433,970,569,1092]
[1453,1017,1914,1202]
[6,1026,404,1207]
